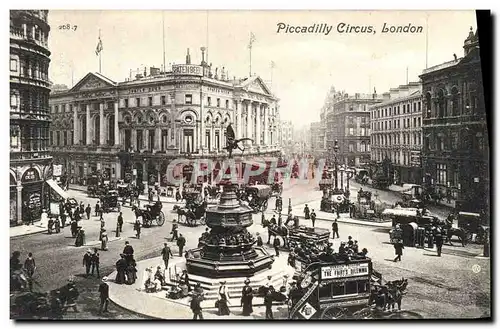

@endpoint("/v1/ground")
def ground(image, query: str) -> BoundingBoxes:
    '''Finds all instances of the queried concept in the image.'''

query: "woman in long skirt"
[217,281,230,316]
[241,279,253,316]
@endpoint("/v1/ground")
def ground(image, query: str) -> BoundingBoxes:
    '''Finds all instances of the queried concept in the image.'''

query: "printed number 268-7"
[59,24,77,31]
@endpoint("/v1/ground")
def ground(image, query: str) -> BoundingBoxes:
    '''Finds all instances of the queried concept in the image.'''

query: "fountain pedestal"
[186,183,275,278]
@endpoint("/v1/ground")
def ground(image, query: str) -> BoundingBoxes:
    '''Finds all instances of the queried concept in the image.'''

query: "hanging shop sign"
[22,168,40,183]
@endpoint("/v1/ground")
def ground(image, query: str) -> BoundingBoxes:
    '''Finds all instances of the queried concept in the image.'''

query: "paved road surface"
[10,181,490,319]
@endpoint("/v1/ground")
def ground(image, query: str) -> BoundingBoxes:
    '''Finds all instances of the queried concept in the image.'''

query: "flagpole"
[99,29,102,73]
[206,11,209,63]
[249,44,252,77]
[425,14,429,69]
[162,12,166,73]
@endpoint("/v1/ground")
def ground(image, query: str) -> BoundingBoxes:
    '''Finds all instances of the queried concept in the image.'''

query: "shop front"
[10,173,18,226]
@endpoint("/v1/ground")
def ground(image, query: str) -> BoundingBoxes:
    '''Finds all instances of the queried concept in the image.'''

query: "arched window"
[437,89,446,117]
[451,87,459,116]
[425,92,432,118]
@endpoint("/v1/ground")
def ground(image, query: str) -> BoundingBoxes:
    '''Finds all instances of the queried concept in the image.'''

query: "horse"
[385,278,408,311]
[445,227,467,246]
[262,221,289,247]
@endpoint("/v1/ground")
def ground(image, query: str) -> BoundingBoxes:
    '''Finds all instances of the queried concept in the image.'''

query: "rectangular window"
[437,164,447,185]
[185,94,193,105]
[217,98,220,107]
[349,128,354,135]
[63,131,68,146]
[418,102,421,112]
[207,96,211,106]
[10,94,18,108]
[349,143,355,152]
[161,95,166,105]
[148,97,153,106]
[360,128,366,136]
[124,99,129,108]
[413,117,416,127]
[10,59,18,71]
[136,98,140,107]
[226,99,229,108]
[403,104,406,113]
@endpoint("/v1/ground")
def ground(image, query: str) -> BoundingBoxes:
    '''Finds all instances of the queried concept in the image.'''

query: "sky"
[47,10,477,128]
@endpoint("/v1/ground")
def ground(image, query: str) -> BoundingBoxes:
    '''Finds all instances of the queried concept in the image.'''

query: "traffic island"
[106,255,294,319]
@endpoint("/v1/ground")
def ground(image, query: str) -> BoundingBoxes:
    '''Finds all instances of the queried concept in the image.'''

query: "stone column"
[236,100,242,139]
[120,130,125,148]
[132,129,137,150]
[263,104,269,145]
[115,159,121,180]
[145,129,150,151]
[255,103,261,145]
[142,161,148,191]
[99,103,105,145]
[73,105,78,144]
[16,182,23,226]
[155,127,161,151]
[114,102,119,146]
[246,102,252,145]
[86,104,91,145]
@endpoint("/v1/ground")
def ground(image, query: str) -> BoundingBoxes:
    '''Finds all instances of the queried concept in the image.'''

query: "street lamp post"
[332,140,339,191]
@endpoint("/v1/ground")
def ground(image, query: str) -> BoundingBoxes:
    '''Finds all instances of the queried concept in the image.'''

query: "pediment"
[69,72,117,92]
[240,76,272,96]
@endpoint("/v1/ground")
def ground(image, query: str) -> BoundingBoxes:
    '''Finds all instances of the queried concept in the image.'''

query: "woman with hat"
[241,279,253,316]
[217,281,230,316]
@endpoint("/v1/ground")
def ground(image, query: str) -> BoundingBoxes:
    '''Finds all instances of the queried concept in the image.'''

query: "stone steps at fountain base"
[162,266,294,301]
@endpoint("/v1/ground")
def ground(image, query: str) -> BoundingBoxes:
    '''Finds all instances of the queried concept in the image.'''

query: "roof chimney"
[186,48,191,64]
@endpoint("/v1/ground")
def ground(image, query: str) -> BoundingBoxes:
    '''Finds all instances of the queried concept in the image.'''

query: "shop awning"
[46,179,69,200]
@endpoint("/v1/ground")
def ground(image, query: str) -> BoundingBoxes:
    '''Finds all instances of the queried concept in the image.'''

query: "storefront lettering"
[22,169,40,183]
[172,64,203,76]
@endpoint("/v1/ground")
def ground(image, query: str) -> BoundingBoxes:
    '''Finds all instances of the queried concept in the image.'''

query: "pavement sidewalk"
[282,200,392,228]
[10,223,47,238]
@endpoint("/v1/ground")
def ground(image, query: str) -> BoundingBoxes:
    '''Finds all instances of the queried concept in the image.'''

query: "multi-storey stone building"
[370,82,423,184]
[419,27,488,213]
[309,121,323,155]
[279,120,294,155]
[10,10,52,226]
[326,92,382,167]
[49,49,281,188]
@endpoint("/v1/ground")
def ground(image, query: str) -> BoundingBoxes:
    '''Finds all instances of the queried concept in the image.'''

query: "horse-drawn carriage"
[320,189,351,214]
[287,257,412,319]
[457,211,489,244]
[270,182,283,196]
[173,190,207,227]
[100,190,121,213]
[204,185,221,200]
[244,185,272,213]
[384,208,464,247]
[354,168,369,184]
[288,226,330,250]
[132,201,166,228]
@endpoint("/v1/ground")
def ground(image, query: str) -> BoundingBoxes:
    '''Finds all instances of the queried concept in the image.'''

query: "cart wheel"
[156,212,165,226]
[320,306,348,319]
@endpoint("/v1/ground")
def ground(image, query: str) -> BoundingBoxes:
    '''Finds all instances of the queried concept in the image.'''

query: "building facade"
[309,121,323,155]
[10,10,52,226]
[326,92,382,167]
[49,49,281,188]
[419,28,488,213]
[370,82,423,185]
